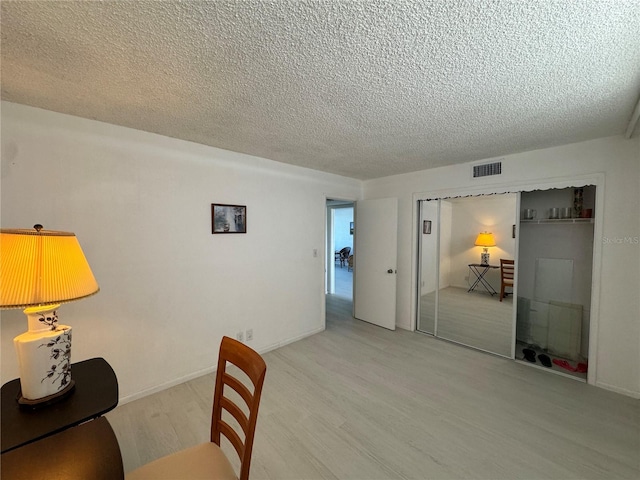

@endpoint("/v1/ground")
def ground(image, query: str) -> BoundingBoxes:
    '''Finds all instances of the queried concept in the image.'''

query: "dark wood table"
[1,357,119,453]
[1,357,123,479]
[1,416,124,480]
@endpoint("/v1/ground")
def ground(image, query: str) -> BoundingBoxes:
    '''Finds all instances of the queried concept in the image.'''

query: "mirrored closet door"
[417,194,517,357]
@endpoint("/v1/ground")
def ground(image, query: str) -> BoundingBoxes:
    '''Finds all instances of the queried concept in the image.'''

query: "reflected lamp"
[0,225,99,406]
[474,232,496,265]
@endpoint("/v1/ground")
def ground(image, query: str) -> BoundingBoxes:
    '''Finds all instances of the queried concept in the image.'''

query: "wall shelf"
[520,218,594,224]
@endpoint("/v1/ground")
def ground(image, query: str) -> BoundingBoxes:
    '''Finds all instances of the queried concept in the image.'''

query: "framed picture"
[423,220,432,234]
[212,204,246,234]
[350,222,354,235]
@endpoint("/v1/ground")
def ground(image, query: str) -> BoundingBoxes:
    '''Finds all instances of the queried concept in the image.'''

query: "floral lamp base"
[13,305,74,406]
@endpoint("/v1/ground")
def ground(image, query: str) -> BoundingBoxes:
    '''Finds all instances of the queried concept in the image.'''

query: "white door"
[354,197,398,330]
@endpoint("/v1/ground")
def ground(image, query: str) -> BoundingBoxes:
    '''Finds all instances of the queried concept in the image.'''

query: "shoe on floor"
[538,354,552,368]
[522,348,536,363]
[552,358,577,371]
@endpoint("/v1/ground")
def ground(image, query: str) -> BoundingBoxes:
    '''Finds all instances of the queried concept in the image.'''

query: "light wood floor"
[333,261,353,298]
[108,295,639,479]
[419,287,513,357]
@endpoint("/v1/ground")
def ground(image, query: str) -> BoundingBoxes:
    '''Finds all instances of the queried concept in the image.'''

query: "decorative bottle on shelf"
[573,188,584,219]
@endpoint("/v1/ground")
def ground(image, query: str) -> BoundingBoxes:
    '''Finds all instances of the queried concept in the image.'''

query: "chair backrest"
[211,336,267,480]
[501,259,515,281]
[340,247,351,257]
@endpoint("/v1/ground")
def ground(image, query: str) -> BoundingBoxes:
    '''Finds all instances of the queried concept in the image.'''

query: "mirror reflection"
[417,201,438,334]
[418,194,517,357]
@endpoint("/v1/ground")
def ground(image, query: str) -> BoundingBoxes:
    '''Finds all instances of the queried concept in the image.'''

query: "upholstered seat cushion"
[127,442,237,480]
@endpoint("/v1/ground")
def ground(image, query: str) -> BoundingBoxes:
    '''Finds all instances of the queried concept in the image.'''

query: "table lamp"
[0,225,99,406]
[474,232,496,265]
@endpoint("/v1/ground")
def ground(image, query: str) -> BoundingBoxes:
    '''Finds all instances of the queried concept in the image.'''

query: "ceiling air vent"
[473,161,502,178]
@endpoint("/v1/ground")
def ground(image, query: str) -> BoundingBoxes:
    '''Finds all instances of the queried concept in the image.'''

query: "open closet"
[516,186,595,380]
[416,185,596,381]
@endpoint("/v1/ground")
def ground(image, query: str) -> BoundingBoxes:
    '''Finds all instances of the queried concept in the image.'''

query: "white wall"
[0,102,361,402]
[364,136,640,398]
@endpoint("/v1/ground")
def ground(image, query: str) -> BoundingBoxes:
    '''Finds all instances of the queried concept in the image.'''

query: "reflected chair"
[500,259,515,301]
[127,336,267,480]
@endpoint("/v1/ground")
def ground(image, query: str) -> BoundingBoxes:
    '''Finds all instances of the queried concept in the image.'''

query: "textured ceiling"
[2,1,639,180]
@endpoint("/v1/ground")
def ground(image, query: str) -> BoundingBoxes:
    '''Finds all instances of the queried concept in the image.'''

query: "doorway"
[326,200,354,299]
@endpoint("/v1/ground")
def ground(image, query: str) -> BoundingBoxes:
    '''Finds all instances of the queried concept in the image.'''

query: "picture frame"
[423,220,432,234]
[212,204,246,234]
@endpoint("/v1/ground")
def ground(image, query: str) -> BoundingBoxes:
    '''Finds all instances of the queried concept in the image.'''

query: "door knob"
[387,269,394,274]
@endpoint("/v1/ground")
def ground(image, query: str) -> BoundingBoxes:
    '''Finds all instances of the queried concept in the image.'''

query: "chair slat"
[219,419,245,459]
[223,372,252,407]
[220,396,249,435]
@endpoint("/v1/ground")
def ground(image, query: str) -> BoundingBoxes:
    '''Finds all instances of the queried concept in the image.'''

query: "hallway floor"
[333,261,352,298]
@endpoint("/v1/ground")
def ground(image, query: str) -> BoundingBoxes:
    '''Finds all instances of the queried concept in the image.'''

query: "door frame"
[324,197,357,325]
[410,173,605,386]
[325,200,354,295]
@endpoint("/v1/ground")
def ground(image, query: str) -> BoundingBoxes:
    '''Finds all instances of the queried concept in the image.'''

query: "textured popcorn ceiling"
[2,1,639,180]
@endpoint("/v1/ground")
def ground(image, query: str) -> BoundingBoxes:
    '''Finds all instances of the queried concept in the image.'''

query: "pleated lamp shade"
[0,227,99,308]
[474,232,496,248]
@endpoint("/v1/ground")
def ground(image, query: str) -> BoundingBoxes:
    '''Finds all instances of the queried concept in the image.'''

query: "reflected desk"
[467,263,498,296]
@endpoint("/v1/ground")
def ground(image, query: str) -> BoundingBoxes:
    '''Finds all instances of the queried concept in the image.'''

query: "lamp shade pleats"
[0,228,99,309]
[474,232,496,247]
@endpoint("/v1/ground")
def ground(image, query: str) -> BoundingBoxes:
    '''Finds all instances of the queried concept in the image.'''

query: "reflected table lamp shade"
[474,232,496,265]
[0,225,99,406]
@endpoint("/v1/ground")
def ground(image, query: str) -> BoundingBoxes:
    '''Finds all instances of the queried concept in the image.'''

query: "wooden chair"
[127,336,267,480]
[500,259,515,302]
